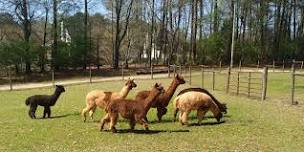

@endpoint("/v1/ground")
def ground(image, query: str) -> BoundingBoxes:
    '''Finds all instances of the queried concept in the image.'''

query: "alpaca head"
[55,85,65,93]
[174,74,186,85]
[221,103,227,114]
[153,83,165,94]
[215,112,223,123]
[125,78,137,89]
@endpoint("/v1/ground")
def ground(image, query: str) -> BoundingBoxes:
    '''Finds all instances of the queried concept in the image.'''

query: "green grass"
[1,73,304,151]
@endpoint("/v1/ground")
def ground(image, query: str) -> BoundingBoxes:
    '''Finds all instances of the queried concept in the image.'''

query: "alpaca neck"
[119,85,130,98]
[162,80,180,105]
[50,91,62,106]
[142,90,160,114]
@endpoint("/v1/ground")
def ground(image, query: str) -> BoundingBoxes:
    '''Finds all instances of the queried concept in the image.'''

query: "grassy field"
[0,73,304,151]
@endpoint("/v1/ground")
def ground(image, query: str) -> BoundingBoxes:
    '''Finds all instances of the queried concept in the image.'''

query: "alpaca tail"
[25,98,31,106]
[173,98,179,122]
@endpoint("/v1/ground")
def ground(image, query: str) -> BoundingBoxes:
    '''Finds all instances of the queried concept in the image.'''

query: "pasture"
[0,73,304,151]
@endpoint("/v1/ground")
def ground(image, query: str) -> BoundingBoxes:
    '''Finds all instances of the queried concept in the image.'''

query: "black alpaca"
[25,85,65,119]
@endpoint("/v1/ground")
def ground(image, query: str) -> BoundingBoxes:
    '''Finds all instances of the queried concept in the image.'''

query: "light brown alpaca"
[173,91,222,125]
[100,83,164,133]
[135,74,185,122]
[81,78,137,122]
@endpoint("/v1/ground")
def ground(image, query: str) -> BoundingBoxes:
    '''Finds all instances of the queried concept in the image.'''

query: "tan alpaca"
[81,79,137,122]
[173,91,222,125]
[100,83,164,133]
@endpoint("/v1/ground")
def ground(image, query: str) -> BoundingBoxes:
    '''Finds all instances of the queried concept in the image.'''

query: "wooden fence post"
[226,67,231,93]
[9,68,12,91]
[219,60,222,72]
[301,61,303,70]
[179,65,182,76]
[282,60,285,72]
[201,67,204,88]
[173,64,176,77]
[273,60,275,72]
[239,60,242,72]
[168,65,171,78]
[248,72,251,97]
[89,66,92,83]
[257,60,260,71]
[237,72,240,95]
[262,67,268,101]
[121,64,124,80]
[151,65,153,79]
[189,65,192,85]
[212,69,215,90]
[291,61,295,104]
[52,70,55,87]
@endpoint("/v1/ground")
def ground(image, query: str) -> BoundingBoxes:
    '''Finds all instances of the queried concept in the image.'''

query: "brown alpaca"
[81,78,137,122]
[177,88,227,114]
[173,91,222,125]
[135,74,185,122]
[100,83,164,133]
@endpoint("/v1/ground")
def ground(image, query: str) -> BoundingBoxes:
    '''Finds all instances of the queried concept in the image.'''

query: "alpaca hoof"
[111,127,117,133]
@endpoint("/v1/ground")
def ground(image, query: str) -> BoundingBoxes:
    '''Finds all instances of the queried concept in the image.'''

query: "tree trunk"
[52,0,58,70]
[84,0,88,69]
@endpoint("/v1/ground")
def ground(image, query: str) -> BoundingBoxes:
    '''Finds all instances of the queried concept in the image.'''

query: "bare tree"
[112,0,134,69]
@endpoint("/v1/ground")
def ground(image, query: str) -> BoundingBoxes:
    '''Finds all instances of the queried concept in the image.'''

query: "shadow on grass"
[37,112,79,119]
[103,129,190,134]
[149,119,175,124]
[188,121,226,126]
[188,114,231,120]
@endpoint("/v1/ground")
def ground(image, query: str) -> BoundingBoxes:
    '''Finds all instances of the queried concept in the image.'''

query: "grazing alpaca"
[100,83,164,133]
[177,88,227,114]
[173,90,222,125]
[25,85,65,119]
[135,74,185,122]
[81,78,137,122]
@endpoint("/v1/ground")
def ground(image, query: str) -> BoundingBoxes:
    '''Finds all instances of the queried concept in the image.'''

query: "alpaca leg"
[157,107,167,122]
[178,111,184,124]
[109,113,118,133]
[43,106,51,118]
[89,106,96,120]
[139,118,149,131]
[129,118,136,131]
[46,107,51,118]
[181,111,190,126]
[81,105,93,122]
[29,104,37,119]
[100,113,110,131]
[173,107,179,122]
[197,110,208,125]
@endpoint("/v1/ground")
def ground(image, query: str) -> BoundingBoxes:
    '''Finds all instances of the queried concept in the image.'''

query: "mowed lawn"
[0,73,304,151]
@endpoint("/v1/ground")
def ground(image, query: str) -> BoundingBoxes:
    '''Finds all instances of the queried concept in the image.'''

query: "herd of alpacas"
[25,74,227,133]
